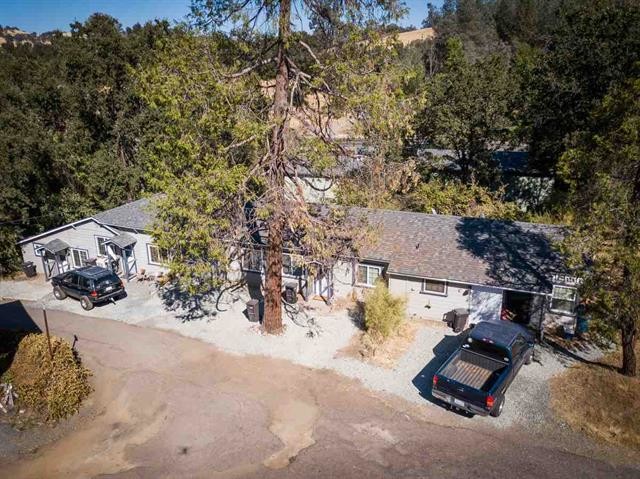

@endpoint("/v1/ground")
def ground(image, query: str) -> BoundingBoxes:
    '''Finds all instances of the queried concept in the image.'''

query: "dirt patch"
[263,399,319,469]
[550,345,640,452]
[337,320,421,369]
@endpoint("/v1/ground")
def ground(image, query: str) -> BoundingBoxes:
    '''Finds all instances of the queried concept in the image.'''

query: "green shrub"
[363,280,407,340]
[3,333,92,421]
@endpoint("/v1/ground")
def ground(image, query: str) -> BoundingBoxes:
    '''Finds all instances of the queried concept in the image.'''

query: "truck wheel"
[490,397,504,418]
[80,296,94,311]
[53,286,67,300]
[525,351,533,365]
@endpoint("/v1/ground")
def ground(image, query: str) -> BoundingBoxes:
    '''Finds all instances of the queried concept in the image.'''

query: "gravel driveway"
[0,277,600,430]
[3,305,635,479]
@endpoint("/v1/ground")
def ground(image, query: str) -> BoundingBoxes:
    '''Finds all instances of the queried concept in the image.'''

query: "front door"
[121,245,137,280]
[312,268,331,300]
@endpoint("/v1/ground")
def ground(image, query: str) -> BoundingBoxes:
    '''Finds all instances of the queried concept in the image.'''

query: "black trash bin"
[452,308,469,333]
[284,282,297,304]
[23,261,37,278]
[246,299,260,322]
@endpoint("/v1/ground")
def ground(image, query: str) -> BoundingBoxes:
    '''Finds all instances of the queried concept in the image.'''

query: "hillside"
[0,26,62,46]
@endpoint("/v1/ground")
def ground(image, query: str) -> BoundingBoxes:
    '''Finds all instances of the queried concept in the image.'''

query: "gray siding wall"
[20,221,168,276]
[388,274,471,321]
[285,176,336,203]
[332,259,356,298]
[117,229,166,275]
[20,220,116,271]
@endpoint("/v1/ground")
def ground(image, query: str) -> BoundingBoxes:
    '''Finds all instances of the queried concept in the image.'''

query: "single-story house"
[18,198,580,332]
[19,197,166,282]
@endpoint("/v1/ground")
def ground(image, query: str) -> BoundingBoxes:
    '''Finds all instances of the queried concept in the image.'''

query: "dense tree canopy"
[0,14,170,274]
[560,78,640,376]
[0,1,638,363]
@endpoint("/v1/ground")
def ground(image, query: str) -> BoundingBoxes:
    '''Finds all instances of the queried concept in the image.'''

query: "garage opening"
[501,290,534,325]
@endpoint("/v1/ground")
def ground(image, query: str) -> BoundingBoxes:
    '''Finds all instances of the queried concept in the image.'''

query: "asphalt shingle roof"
[351,207,568,293]
[42,238,70,254]
[107,232,137,248]
[92,196,568,294]
[94,197,157,231]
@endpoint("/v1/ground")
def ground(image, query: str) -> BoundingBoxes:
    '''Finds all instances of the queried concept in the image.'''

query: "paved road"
[1,301,638,479]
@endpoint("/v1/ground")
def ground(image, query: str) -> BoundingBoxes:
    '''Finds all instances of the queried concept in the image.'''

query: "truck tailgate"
[439,349,507,392]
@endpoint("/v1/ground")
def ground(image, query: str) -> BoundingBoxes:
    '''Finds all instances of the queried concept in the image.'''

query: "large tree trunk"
[621,320,637,376]
[263,0,291,334]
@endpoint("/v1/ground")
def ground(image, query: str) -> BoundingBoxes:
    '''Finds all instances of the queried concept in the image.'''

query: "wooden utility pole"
[42,306,53,360]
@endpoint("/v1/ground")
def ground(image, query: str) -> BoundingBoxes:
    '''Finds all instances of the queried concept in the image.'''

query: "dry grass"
[338,320,420,369]
[550,345,640,451]
[2,333,92,421]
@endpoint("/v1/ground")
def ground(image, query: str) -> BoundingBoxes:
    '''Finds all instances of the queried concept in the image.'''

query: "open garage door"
[469,286,503,324]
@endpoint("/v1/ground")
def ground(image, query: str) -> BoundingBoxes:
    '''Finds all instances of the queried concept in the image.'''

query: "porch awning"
[42,238,70,254]
[107,233,137,249]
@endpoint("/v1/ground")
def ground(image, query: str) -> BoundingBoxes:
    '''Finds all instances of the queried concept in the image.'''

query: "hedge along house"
[18,197,167,282]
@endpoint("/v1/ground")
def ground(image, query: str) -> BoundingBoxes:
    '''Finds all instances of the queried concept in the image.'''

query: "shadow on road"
[0,301,42,376]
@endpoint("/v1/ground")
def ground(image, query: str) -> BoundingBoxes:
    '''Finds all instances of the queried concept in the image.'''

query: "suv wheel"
[53,286,67,300]
[80,296,94,311]
[490,397,505,418]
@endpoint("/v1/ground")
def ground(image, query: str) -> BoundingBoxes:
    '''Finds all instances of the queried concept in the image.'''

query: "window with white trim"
[356,263,383,287]
[96,236,110,256]
[33,243,44,257]
[550,285,577,315]
[70,248,89,268]
[282,253,303,276]
[422,279,447,295]
[147,244,167,265]
[242,248,264,272]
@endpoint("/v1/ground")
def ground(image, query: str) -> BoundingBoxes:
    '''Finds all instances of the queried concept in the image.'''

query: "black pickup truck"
[431,321,534,417]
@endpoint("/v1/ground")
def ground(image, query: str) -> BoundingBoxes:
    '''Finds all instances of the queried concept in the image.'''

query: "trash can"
[452,308,469,333]
[22,261,37,278]
[576,316,590,335]
[246,299,260,323]
[284,282,297,304]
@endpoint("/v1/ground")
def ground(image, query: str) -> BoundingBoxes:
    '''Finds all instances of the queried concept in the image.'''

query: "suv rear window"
[95,274,121,289]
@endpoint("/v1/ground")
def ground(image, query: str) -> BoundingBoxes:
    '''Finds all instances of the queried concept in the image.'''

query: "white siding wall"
[388,275,471,321]
[20,220,116,271]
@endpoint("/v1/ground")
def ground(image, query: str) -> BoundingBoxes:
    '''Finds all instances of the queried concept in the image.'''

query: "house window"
[96,236,110,256]
[33,243,44,257]
[550,285,577,315]
[242,248,264,272]
[70,248,89,268]
[282,253,303,277]
[422,279,447,295]
[356,263,383,287]
[147,244,167,266]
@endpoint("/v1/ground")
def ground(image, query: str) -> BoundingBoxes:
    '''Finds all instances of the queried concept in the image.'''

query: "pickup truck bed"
[439,349,506,391]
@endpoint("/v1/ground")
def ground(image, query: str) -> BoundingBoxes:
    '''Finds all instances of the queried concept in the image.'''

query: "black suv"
[52,266,125,311]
